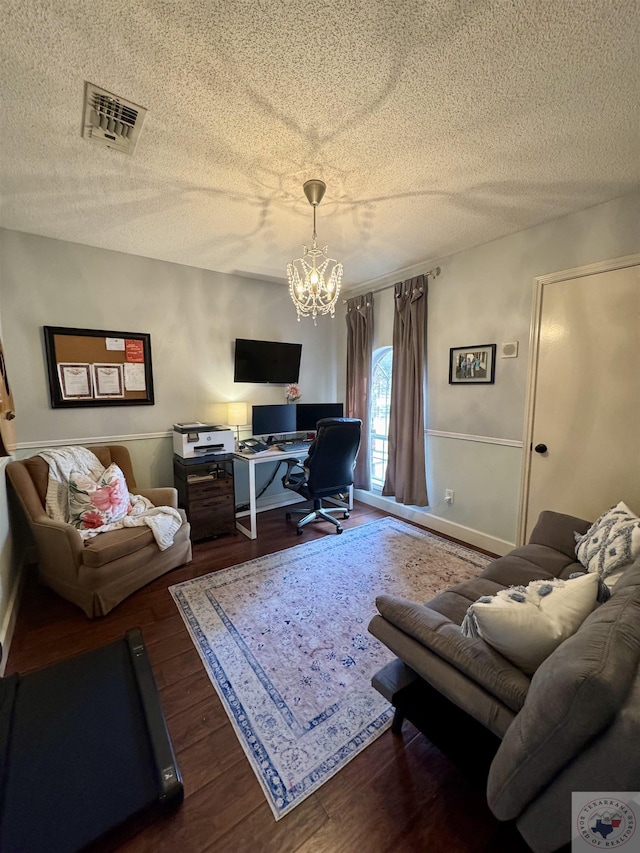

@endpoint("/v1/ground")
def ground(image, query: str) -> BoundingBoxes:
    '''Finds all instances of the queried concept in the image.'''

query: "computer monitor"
[295,403,344,432]
[252,404,297,438]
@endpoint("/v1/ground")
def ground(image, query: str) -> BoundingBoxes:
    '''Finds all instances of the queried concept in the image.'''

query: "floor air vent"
[82,82,147,155]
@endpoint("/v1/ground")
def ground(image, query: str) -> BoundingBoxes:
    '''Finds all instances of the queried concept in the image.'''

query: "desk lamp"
[227,401,249,447]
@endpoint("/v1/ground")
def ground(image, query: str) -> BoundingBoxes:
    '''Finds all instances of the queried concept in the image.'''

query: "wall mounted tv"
[234,338,302,384]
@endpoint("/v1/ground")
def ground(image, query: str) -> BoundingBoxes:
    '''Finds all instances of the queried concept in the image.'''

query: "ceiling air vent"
[82,82,147,155]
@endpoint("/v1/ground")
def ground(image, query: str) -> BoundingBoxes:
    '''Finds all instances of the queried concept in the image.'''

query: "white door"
[520,259,640,541]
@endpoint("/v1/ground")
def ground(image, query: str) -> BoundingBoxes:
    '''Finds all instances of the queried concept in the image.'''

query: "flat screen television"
[295,403,344,431]
[252,404,297,437]
[234,338,302,384]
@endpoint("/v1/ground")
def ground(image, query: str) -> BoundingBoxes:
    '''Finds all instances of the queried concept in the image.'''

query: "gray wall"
[0,229,341,501]
[353,191,640,551]
[0,233,341,647]
[0,231,340,448]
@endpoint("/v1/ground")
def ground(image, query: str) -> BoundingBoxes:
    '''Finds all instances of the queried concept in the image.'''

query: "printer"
[173,423,235,459]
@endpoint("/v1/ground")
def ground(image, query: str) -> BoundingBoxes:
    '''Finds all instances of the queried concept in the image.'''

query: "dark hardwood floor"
[6,503,531,853]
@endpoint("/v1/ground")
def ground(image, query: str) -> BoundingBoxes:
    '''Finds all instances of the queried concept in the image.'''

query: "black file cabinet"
[173,454,236,541]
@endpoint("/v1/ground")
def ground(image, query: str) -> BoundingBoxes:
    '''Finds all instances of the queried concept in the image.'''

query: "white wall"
[354,191,640,553]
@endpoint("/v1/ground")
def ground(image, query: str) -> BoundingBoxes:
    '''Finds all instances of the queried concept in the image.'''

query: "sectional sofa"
[369,510,640,852]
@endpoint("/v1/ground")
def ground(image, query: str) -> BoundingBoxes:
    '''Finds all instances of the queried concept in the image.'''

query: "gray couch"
[368,511,640,853]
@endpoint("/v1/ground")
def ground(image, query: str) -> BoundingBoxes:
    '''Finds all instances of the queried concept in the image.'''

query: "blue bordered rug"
[169,517,489,818]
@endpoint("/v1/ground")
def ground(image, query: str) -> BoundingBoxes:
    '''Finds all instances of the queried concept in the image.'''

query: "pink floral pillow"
[68,463,131,530]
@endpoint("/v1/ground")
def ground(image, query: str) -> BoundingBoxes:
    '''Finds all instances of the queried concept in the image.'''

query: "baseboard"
[0,568,25,676]
[354,490,514,555]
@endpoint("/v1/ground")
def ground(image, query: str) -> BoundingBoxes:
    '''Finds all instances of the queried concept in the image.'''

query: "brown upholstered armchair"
[6,445,192,617]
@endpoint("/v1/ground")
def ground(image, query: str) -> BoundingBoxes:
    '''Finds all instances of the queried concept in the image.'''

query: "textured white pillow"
[68,463,131,530]
[575,501,640,579]
[461,573,599,675]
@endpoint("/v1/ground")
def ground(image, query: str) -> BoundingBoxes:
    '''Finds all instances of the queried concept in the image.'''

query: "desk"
[233,448,353,540]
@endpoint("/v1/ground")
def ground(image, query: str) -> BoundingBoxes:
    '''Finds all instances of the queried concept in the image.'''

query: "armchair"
[282,417,362,535]
[6,445,192,617]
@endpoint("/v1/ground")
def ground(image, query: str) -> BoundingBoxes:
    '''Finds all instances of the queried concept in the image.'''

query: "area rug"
[169,517,490,818]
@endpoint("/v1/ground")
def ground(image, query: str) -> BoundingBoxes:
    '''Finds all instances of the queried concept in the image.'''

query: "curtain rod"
[343,266,441,302]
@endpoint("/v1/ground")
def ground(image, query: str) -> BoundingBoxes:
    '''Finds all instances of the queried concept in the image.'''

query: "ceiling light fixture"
[287,180,343,323]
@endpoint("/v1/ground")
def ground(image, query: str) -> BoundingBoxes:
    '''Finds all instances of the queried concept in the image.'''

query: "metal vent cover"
[82,82,147,155]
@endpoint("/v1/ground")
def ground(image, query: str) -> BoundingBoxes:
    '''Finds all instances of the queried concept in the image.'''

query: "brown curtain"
[382,275,428,506]
[345,292,373,489]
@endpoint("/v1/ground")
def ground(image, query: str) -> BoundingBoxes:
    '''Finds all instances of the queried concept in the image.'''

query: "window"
[370,347,392,491]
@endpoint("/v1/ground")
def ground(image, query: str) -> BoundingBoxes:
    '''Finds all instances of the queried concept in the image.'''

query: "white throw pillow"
[575,501,640,579]
[68,462,131,530]
[461,573,599,675]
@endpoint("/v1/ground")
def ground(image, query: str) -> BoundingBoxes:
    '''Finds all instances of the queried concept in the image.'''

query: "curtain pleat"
[345,292,374,490]
[382,275,428,506]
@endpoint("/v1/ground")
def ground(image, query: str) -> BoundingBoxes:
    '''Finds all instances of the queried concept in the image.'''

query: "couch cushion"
[461,573,599,675]
[80,507,189,568]
[527,510,591,558]
[81,525,155,568]
[427,578,504,624]
[375,595,531,713]
[427,541,586,627]
[481,545,583,585]
[487,558,640,821]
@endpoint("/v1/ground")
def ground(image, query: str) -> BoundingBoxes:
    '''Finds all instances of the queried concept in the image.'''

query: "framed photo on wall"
[449,344,496,384]
[43,326,154,408]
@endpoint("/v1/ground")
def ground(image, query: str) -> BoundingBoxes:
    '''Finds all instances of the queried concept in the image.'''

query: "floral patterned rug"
[169,517,490,818]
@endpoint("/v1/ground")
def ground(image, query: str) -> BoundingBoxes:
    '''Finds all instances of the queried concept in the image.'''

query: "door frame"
[517,252,640,545]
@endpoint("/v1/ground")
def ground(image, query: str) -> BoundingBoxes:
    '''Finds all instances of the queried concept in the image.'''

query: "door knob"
[534,443,548,454]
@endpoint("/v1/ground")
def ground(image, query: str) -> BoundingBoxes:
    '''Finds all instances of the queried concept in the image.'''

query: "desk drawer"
[189,503,235,540]
[187,478,231,499]
[189,493,233,512]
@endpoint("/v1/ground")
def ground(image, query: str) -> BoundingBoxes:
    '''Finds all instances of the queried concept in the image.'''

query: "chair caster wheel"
[285,512,292,521]
[336,527,343,534]
[296,528,304,536]
[343,512,350,519]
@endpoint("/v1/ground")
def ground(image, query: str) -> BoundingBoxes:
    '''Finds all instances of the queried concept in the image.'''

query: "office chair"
[281,417,362,535]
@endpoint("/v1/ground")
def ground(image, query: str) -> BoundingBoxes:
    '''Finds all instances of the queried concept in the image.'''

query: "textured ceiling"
[1,0,639,287]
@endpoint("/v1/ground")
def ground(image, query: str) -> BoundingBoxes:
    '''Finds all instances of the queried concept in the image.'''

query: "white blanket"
[39,447,182,551]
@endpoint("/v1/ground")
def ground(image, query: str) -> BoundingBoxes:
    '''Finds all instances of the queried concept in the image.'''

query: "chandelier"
[287,179,343,323]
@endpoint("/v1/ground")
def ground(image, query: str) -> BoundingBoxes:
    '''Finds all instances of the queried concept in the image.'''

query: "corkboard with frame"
[43,326,155,408]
